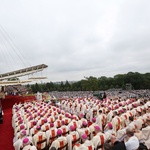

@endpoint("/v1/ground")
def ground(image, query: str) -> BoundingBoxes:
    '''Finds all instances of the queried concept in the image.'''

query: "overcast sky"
[0,0,150,82]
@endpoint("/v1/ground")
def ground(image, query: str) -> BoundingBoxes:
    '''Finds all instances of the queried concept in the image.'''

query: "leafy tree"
[29,72,150,92]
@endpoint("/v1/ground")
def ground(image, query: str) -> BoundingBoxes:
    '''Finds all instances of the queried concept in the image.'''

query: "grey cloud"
[0,0,150,81]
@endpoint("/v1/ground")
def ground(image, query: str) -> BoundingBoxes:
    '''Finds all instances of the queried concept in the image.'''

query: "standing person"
[96,110,106,131]
[0,86,5,124]
[0,107,2,123]
[111,135,126,150]
[141,118,150,149]
[124,128,139,150]
[103,91,107,99]
[49,147,56,150]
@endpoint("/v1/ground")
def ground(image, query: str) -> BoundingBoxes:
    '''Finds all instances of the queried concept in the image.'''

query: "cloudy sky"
[0,0,150,82]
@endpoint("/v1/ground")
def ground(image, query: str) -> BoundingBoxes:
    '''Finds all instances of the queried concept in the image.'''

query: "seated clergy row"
[14,120,110,150]
[12,97,150,150]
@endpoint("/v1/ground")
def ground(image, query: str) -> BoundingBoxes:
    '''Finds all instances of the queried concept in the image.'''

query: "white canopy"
[0,64,48,81]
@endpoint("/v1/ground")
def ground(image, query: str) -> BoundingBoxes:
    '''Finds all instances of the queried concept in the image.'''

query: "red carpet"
[0,95,36,150]
[0,95,92,149]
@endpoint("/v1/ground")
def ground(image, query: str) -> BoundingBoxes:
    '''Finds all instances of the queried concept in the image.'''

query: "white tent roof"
[0,64,48,81]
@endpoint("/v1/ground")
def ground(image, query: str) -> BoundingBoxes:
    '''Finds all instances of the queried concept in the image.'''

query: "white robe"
[89,123,99,139]
[26,121,36,131]
[60,125,69,136]
[14,124,27,135]
[33,131,47,149]
[45,127,57,146]
[13,136,33,150]
[73,143,82,150]
[104,129,116,141]
[120,113,129,128]
[91,133,105,149]
[77,127,90,139]
[41,123,50,132]
[29,126,38,136]
[13,130,29,143]
[66,131,80,150]
[80,140,95,150]
[106,111,113,122]
[62,117,71,125]
[50,136,68,150]
[116,128,126,141]
[47,116,55,123]
[22,145,37,150]
[13,139,22,150]
[96,115,103,131]
[68,120,81,129]
[111,116,122,133]
[78,118,88,128]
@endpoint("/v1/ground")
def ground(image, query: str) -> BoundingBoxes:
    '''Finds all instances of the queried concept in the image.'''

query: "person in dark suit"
[111,135,126,150]
[49,147,56,150]
[103,91,106,99]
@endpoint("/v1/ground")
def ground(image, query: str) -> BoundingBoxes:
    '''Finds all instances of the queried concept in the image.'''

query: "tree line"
[27,72,150,93]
